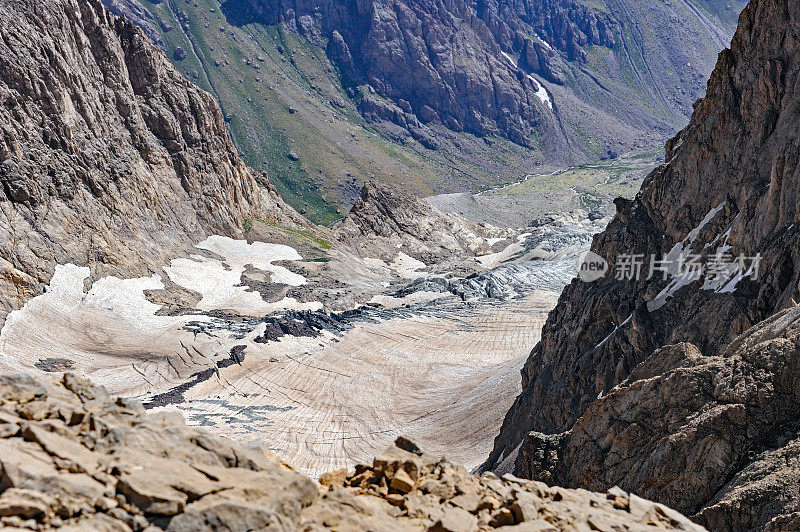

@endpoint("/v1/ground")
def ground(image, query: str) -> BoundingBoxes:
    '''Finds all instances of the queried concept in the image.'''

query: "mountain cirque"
[0,372,706,531]
[0,196,602,477]
[487,0,800,529]
[0,0,790,530]
[0,0,596,483]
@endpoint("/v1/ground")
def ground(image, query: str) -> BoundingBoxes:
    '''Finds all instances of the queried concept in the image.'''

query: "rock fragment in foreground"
[0,373,704,530]
[0,373,316,531]
[310,438,705,531]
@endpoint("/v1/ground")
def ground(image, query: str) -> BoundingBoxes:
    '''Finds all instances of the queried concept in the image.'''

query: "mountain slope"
[101,0,557,223]
[0,0,303,323]
[487,0,800,528]
[101,0,745,221]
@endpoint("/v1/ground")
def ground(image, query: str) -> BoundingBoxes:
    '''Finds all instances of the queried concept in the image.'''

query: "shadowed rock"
[488,0,800,529]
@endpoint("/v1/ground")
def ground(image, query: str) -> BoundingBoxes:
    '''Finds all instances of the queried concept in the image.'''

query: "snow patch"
[390,252,427,279]
[527,74,553,110]
[535,34,553,51]
[363,252,428,279]
[499,51,553,110]
[648,204,726,311]
[0,264,199,373]
[477,233,531,268]
[596,313,633,349]
[501,51,517,69]
[664,203,725,271]
[165,236,320,315]
[647,270,701,312]
[367,291,444,309]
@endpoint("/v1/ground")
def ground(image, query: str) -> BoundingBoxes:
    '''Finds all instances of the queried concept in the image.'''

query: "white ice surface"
[0,264,198,372]
[501,51,517,68]
[527,74,553,109]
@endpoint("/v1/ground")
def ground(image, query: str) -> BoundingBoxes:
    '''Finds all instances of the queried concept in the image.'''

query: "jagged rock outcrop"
[312,436,706,531]
[0,372,705,531]
[509,0,616,62]
[0,0,302,322]
[100,0,164,47]
[516,307,800,530]
[488,0,800,529]
[336,182,513,266]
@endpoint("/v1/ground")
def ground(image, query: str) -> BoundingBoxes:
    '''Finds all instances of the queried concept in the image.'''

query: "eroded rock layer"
[0,0,300,322]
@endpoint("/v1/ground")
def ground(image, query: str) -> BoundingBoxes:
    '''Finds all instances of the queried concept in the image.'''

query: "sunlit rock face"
[233,0,743,155]
[0,372,706,530]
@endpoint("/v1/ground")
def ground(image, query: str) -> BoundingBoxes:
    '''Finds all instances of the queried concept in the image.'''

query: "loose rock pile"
[0,373,704,531]
[309,438,705,531]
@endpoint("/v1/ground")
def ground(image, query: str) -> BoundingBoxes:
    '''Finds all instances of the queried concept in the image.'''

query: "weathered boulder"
[305,437,706,530]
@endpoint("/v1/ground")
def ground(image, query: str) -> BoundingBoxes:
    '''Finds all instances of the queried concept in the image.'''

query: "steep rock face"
[488,0,800,528]
[518,309,800,529]
[97,0,745,219]
[481,0,616,63]
[0,372,706,531]
[225,0,744,156]
[241,0,565,151]
[0,0,299,322]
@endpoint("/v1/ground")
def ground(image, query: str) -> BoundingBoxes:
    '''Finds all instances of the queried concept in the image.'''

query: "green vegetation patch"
[255,219,333,250]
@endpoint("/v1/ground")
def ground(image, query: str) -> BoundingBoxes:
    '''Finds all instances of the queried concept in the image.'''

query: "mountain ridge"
[0,0,306,323]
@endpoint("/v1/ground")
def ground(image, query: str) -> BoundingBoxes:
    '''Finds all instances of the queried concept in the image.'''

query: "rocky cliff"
[335,182,513,266]
[230,0,744,152]
[488,0,800,529]
[0,0,301,323]
[233,0,568,150]
[0,372,706,531]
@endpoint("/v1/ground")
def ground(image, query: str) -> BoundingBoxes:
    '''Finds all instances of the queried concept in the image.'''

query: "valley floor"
[0,211,596,475]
